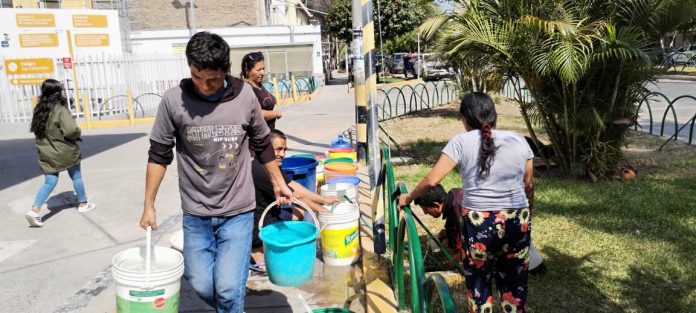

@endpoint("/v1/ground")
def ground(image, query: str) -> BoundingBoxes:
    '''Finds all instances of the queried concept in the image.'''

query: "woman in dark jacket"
[26,79,95,227]
[241,52,281,129]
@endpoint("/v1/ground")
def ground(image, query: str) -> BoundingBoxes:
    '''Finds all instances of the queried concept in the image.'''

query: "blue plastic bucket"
[258,200,319,287]
[326,175,360,187]
[281,156,318,192]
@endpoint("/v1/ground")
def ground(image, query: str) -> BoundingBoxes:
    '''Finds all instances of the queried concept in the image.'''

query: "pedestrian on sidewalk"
[250,129,336,273]
[139,32,293,313]
[26,79,96,227]
[241,52,281,129]
[399,92,535,313]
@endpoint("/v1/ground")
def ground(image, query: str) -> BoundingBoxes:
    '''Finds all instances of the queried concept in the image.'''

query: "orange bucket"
[324,163,358,182]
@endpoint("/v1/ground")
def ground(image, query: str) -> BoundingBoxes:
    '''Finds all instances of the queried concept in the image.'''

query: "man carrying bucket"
[139,32,293,313]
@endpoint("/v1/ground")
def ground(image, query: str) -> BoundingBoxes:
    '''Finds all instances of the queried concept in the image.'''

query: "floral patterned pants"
[460,208,531,313]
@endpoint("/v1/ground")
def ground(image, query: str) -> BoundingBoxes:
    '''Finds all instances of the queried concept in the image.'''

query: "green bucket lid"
[292,153,317,159]
[324,157,353,164]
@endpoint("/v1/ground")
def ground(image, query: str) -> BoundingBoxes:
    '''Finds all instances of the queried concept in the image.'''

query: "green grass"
[388,116,696,312]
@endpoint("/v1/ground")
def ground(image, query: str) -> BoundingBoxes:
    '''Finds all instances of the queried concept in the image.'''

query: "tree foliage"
[422,0,696,179]
[325,0,426,43]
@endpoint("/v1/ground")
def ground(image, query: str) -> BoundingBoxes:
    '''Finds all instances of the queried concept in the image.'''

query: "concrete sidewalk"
[0,73,363,313]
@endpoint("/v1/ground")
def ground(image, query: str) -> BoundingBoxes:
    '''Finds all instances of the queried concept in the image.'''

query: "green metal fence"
[377,146,459,312]
[377,81,458,121]
[500,80,696,146]
[635,92,696,145]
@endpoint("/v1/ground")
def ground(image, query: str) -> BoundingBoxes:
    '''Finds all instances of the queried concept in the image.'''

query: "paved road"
[0,74,356,313]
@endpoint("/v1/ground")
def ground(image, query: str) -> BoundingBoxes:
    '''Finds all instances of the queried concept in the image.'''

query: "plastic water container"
[324,157,353,165]
[328,148,357,162]
[259,200,320,286]
[281,156,319,192]
[318,201,360,266]
[326,176,360,187]
[320,183,359,204]
[112,246,185,313]
[324,162,358,183]
[330,133,352,149]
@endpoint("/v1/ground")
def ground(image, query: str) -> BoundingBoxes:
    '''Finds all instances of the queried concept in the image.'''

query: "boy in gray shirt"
[139,32,292,313]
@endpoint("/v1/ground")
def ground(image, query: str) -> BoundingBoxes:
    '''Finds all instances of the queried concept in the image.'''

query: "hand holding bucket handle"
[258,199,320,232]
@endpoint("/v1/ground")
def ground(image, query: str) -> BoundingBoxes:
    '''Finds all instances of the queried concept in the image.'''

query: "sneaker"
[25,210,44,227]
[77,202,96,213]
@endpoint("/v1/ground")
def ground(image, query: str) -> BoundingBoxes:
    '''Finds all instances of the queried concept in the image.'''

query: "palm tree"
[420,0,690,179]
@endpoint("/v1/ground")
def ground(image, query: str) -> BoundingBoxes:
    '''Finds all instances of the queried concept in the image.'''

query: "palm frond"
[418,15,453,42]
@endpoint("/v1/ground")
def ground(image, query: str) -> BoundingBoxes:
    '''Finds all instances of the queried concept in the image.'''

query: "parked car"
[419,54,454,81]
[390,52,407,74]
[664,44,696,65]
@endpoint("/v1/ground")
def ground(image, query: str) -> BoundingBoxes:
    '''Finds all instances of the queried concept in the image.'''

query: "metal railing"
[0,53,321,125]
[377,81,458,121]
[635,92,696,146]
[500,79,695,146]
[660,52,696,73]
[377,146,459,312]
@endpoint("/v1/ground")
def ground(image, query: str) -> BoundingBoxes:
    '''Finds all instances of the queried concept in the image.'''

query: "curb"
[377,78,424,88]
[656,74,696,82]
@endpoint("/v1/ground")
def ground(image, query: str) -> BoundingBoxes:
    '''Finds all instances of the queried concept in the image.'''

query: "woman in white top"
[399,92,534,313]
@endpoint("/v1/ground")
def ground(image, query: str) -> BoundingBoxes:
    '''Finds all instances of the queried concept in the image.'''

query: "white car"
[421,60,454,81]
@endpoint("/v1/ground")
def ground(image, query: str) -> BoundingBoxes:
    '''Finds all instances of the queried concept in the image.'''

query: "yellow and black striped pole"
[352,0,379,188]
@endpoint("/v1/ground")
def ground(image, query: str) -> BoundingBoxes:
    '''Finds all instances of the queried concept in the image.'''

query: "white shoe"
[25,210,44,227]
[77,202,96,213]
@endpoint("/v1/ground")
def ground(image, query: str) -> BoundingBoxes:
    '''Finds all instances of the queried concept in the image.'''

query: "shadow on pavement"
[41,191,80,222]
[326,77,349,86]
[178,276,293,313]
[0,132,147,191]
[285,134,331,149]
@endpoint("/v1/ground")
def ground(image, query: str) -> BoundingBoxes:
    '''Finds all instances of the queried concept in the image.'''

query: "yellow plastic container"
[328,151,357,162]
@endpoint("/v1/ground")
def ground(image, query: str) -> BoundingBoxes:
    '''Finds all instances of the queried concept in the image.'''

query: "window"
[39,0,60,8]
[0,0,12,8]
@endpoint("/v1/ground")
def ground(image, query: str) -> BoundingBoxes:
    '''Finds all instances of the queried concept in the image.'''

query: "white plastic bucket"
[320,183,359,204]
[529,242,543,269]
[318,201,360,266]
[112,246,184,313]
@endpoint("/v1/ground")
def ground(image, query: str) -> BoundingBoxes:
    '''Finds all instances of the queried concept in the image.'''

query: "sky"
[437,0,454,12]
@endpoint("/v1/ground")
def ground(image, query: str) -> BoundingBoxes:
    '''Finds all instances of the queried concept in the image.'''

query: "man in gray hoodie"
[139,31,292,313]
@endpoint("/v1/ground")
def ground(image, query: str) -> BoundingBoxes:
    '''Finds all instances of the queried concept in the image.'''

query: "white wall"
[130,25,324,77]
[0,8,122,58]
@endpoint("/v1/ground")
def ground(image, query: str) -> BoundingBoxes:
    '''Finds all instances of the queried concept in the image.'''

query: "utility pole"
[351,0,379,188]
[188,0,197,37]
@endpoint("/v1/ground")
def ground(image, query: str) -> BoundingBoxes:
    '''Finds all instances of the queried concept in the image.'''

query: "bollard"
[127,89,134,125]
[272,76,280,100]
[82,92,93,129]
[291,75,298,102]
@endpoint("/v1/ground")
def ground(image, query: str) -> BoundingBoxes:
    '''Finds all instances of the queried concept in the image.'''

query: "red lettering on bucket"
[154,297,166,308]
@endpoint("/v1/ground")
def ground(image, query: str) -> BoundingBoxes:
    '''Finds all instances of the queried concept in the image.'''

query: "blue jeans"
[33,163,87,207]
[183,211,253,313]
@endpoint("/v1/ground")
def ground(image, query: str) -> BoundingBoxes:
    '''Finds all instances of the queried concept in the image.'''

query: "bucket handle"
[144,226,152,290]
[257,199,320,232]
